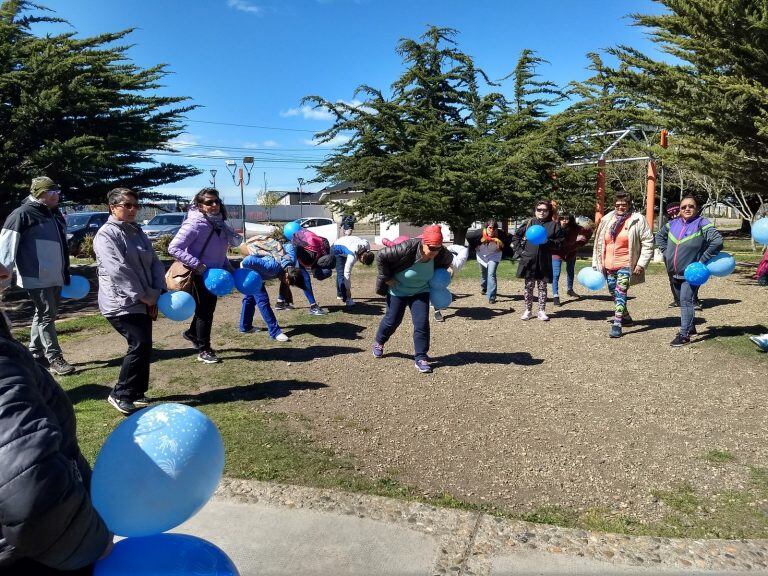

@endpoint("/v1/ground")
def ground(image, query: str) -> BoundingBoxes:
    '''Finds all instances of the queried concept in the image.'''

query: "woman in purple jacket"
[169,188,241,364]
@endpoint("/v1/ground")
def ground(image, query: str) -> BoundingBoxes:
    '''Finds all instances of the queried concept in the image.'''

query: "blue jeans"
[671,279,699,337]
[239,285,281,338]
[375,292,430,361]
[479,260,498,301]
[335,255,348,301]
[551,257,575,297]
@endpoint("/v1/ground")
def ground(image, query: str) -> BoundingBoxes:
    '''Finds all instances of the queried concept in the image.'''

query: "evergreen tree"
[0,1,198,219]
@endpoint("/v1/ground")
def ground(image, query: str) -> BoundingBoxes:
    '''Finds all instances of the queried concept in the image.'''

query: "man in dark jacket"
[0,177,74,375]
[0,264,113,575]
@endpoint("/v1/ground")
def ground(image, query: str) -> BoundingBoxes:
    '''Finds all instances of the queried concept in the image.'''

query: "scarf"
[204,212,225,233]
[609,210,632,240]
[481,229,504,250]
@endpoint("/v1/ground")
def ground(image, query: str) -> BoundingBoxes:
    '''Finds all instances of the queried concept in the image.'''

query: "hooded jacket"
[375,238,453,296]
[0,197,70,289]
[93,217,166,317]
[168,207,240,271]
[655,215,723,279]
[0,319,110,570]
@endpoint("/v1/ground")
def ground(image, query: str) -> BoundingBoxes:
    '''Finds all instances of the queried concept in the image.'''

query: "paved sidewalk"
[171,479,768,576]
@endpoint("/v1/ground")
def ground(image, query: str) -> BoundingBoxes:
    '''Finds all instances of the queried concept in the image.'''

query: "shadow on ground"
[159,379,328,405]
[287,321,366,340]
[451,306,517,321]
[386,350,543,367]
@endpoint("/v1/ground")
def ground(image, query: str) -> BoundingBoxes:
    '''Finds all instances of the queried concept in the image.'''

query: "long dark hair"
[193,187,228,220]
[559,212,576,228]
[533,199,553,219]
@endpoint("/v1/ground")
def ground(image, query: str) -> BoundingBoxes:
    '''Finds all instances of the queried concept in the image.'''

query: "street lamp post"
[209,169,217,188]
[297,177,305,218]
[225,157,255,234]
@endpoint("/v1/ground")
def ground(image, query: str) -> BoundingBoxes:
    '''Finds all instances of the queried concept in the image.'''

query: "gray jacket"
[93,217,166,317]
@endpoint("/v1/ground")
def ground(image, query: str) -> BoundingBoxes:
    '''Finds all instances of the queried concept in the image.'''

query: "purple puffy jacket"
[168,208,240,270]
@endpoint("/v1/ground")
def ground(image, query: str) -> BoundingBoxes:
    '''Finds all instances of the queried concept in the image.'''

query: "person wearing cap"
[0,177,74,375]
[372,225,453,374]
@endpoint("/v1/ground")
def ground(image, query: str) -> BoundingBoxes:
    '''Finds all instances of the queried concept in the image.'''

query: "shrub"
[154,234,173,257]
[78,235,96,259]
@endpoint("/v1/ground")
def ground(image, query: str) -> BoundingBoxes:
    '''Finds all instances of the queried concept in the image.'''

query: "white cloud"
[168,134,200,149]
[227,0,263,14]
[262,140,279,148]
[205,149,228,157]
[243,140,280,148]
[280,106,334,121]
[304,134,351,148]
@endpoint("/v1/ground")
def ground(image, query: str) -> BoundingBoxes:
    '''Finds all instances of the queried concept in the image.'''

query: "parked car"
[142,212,186,241]
[66,211,109,255]
[296,217,338,244]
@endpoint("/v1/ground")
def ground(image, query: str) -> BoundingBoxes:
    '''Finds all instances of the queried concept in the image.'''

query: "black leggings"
[189,274,218,351]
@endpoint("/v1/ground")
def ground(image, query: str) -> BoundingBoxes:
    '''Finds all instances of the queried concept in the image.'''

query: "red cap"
[420,225,443,247]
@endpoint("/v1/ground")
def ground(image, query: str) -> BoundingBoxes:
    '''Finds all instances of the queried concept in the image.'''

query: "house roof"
[276,191,322,203]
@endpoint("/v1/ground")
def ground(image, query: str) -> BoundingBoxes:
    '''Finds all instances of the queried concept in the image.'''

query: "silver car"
[142,212,186,241]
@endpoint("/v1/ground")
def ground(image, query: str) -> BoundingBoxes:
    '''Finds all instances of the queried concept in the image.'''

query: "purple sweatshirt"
[168,207,240,270]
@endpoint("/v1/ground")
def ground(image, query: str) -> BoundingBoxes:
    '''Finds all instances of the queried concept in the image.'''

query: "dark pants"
[375,292,430,361]
[188,274,218,351]
[107,313,153,401]
[239,285,281,338]
[671,279,699,337]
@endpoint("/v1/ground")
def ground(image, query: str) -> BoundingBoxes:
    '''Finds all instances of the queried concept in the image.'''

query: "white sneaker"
[345,298,356,307]
[537,310,550,321]
[521,310,533,321]
[274,332,290,342]
[336,296,344,301]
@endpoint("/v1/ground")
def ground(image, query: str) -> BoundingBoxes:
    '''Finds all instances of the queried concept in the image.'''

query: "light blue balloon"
[157,291,196,321]
[525,224,547,245]
[429,268,452,289]
[203,268,234,296]
[91,403,225,537]
[752,217,768,245]
[61,275,90,299]
[705,252,736,277]
[684,262,711,286]
[577,267,606,291]
[430,287,452,310]
[233,267,263,295]
[94,534,239,576]
[283,220,301,240]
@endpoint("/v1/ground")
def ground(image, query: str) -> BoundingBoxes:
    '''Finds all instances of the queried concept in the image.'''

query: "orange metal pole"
[646,161,657,230]
[595,158,606,225]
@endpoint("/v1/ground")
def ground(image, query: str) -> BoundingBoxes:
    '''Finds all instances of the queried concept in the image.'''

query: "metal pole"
[239,167,245,234]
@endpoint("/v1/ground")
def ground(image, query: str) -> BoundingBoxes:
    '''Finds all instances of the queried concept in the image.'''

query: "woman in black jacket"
[0,264,113,575]
[514,200,563,321]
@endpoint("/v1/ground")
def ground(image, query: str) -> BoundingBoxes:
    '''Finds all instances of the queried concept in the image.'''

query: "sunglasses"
[201,198,221,206]
[680,204,696,210]
[535,208,549,212]
[115,202,140,209]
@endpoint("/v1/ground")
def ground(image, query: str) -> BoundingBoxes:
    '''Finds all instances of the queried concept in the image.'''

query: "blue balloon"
[94,534,239,576]
[430,287,452,310]
[752,217,768,245]
[203,268,234,296]
[684,262,711,286]
[576,267,606,291]
[429,268,452,289]
[283,220,301,240]
[525,224,548,245]
[233,267,263,295]
[157,291,196,321]
[705,252,736,277]
[91,403,225,537]
[61,275,90,299]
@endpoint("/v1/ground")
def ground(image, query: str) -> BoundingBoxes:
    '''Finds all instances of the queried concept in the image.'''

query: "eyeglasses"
[426,245,442,252]
[679,204,696,210]
[115,202,139,209]
[535,208,549,212]
[201,198,221,206]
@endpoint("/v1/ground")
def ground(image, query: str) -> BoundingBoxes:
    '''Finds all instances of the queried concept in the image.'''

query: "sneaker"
[132,396,152,407]
[49,357,75,376]
[749,335,768,351]
[553,296,561,306]
[274,332,290,342]
[670,334,691,347]
[480,289,487,296]
[372,342,384,358]
[606,315,634,326]
[309,305,328,316]
[345,298,356,307]
[182,330,199,347]
[537,310,550,321]
[566,289,579,298]
[434,310,444,322]
[32,354,50,368]
[336,296,345,301]
[609,324,622,338]
[521,309,533,321]
[197,350,221,364]
[108,395,137,415]
[488,297,497,304]
[240,327,262,334]
[274,301,294,311]
[414,358,433,374]
[668,301,680,308]
[694,301,703,311]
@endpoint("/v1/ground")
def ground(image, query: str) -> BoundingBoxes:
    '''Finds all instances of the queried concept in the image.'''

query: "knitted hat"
[30,176,59,198]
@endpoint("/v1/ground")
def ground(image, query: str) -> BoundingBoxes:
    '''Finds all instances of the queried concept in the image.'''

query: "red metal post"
[646,161,657,230]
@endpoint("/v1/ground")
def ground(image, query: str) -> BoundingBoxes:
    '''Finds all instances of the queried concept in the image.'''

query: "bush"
[78,235,96,259]
[153,235,173,257]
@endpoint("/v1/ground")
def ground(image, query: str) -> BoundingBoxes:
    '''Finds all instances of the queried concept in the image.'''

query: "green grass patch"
[698,324,768,359]
[12,313,111,344]
[700,449,737,465]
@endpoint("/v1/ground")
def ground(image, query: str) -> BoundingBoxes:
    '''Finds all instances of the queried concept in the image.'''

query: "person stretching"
[332,235,374,307]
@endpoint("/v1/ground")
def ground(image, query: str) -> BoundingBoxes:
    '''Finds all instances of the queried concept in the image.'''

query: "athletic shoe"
[372,342,384,358]
[309,305,328,316]
[414,359,433,374]
[274,301,294,311]
[108,395,137,415]
[609,324,622,338]
[240,327,262,334]
[197,350,221,364]
[606,315,634,326]
[566,289,579,298]
[694,301,703,311]
[748,335,768,351]
[182,330,199,347]
[480,289,486,295]
[434,310,444,322]
[553,296,561,306]
[274,332,290,342]
[521,310,533,321]
[670,334,691,347]
[668,301,680,308]
[537,310,550,321]
[345,299,356,307]
[336,296,344,301]
[489,297,497,304]
[132,396,152,407]
[49,356,75,376]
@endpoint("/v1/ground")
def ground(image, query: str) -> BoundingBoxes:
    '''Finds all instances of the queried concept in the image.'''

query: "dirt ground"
[45,264,768,523]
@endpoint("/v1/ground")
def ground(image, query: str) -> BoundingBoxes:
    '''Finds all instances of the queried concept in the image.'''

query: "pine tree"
[0,1,199,219]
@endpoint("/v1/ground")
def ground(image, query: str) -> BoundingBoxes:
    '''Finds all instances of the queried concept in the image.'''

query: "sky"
[36,0,667,204]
